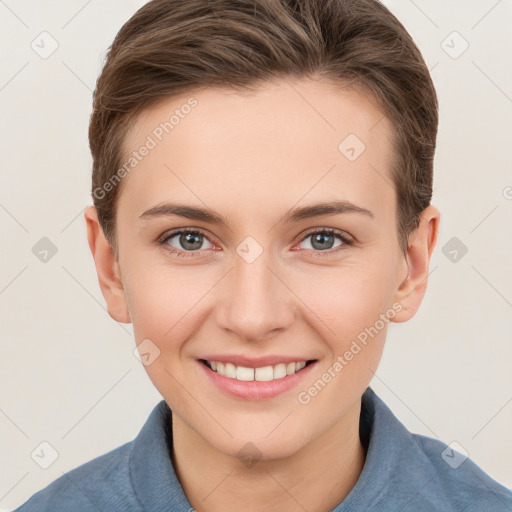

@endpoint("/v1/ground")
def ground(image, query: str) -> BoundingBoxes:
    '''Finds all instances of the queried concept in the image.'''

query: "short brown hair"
[89,0,438,255]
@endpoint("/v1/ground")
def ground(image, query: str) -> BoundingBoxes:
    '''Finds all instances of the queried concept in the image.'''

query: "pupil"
[312,233,333,251]
[182,233,202,250]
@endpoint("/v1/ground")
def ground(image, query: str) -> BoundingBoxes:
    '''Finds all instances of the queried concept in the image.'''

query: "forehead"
[124,78,391,153]
[119,78,396,223]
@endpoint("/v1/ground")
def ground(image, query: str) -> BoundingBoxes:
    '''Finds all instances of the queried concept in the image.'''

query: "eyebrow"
[138,200,374,227]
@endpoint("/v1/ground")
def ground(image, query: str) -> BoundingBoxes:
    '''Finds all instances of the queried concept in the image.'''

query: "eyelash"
[157,227,353,258]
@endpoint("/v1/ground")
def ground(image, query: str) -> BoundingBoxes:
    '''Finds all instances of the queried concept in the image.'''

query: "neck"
[171,400,366,512]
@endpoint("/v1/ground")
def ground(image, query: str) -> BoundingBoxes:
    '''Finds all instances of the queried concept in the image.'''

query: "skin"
[85,77,439,512]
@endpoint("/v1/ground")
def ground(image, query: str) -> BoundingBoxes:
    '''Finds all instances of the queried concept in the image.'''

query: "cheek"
[123,259,214,346]
[123,265,205,403]
[123,238,399,349]
[294,266,392,408]
[293,261,395,342]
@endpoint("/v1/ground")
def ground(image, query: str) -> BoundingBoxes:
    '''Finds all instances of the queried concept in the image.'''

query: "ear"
[391,205,440,323]
[84,205,131,324]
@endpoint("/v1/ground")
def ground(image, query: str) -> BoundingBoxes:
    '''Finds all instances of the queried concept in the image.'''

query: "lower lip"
[197,359,317,400]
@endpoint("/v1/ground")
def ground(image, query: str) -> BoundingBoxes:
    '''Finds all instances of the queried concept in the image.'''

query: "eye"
[295,228,353,255]
[159,228,214,258]
[157,227,353,259]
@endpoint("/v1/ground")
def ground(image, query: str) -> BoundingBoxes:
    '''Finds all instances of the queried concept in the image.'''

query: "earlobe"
[391,205,440,323]
[84,206,131,324]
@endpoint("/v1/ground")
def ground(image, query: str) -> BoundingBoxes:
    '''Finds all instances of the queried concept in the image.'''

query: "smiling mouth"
[199,359,317,382]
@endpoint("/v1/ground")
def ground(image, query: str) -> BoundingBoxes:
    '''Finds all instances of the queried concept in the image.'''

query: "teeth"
[273,363,287,379]
[295,361,306,372]
[225,362,237,379]
[205,360,311,381]
[255,366,273,382]
[237,366,255,381]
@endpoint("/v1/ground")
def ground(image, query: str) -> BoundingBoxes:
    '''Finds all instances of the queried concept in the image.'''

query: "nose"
[215,249,296,343]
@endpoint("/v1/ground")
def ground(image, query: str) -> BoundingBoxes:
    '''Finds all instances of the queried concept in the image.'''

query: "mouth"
[197,357,318,400]
[199,358,317,382]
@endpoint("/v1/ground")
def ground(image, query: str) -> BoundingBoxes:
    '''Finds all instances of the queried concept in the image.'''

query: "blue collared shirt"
[14,387,512,511]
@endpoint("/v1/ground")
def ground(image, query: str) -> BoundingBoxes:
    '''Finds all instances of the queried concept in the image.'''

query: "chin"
[211,430,309,463]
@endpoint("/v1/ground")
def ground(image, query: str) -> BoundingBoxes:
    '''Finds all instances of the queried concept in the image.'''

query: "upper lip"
[199,355,316,368]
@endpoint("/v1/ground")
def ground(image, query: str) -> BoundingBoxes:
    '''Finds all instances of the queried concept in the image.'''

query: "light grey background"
[1,0,511,509]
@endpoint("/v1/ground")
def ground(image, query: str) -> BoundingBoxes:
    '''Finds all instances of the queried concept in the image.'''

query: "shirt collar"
[129,400,192,510]
[331,386,436,510]
[128,386,434,511]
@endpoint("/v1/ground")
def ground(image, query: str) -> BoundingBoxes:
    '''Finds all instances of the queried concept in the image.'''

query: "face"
[87,78,436,460]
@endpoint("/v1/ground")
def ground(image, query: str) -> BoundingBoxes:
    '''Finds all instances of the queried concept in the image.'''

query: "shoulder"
[354,388,512,511]
[410,433,512,511]
[13,400,173,512]
[13,440,142,512]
